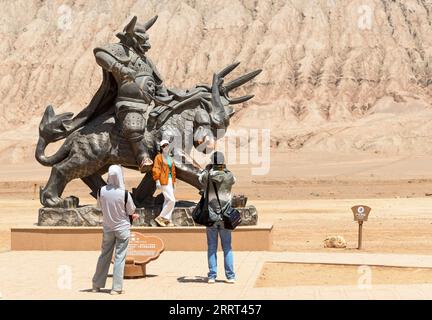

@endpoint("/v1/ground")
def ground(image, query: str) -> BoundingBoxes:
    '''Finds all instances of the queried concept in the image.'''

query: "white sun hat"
[159,139,170,146]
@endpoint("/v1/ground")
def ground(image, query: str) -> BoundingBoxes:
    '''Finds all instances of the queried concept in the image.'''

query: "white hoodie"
[97,165,136,232]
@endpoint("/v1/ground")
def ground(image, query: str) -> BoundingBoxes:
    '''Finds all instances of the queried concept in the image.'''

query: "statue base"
[11,224,273,251]
[38,201,258,227]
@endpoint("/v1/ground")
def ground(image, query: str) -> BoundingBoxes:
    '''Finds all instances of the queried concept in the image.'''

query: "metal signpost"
[351,205,372,250]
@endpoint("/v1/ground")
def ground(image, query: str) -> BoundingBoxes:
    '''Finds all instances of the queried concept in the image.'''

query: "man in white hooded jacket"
[92,165,138,295]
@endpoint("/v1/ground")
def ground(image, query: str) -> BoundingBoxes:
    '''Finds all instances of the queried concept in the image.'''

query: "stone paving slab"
[1,250,432,300]
[264,251,432,268]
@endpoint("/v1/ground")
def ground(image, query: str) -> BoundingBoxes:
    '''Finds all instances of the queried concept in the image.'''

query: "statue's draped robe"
[62,70,117,135]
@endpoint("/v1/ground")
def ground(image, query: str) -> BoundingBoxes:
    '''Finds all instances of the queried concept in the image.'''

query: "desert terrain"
[3,152,432,295]
[1,0,432,295]
[2,152,432,255]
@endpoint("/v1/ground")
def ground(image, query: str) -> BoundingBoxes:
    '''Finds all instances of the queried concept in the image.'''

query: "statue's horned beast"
[35,15,261,208]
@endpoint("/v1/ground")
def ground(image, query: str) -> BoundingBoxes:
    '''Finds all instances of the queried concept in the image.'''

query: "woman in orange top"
[152,139,176,227]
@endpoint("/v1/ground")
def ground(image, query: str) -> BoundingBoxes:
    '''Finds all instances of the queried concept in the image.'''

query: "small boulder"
[324,235,347,248]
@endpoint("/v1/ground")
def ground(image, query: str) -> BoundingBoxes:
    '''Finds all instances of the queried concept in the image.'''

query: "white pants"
[159,177,175,221]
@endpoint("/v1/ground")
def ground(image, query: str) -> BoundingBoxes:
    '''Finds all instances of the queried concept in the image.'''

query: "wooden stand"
[124,258,147,278]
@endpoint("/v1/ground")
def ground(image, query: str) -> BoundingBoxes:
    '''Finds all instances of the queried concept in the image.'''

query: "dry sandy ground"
[2,152,432,291]
[2,152,432,254]
[2,196,432,255]
[3,151,432,199]
[256,263,432,287]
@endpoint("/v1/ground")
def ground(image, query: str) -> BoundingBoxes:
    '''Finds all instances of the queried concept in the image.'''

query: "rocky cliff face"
[1,0,432,163]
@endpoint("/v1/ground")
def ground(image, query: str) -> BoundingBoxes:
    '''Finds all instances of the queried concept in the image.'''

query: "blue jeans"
[206,222,235,280]
[92,228,130,291]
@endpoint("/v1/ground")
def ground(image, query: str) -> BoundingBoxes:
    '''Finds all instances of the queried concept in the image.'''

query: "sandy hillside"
[0,0,432,165]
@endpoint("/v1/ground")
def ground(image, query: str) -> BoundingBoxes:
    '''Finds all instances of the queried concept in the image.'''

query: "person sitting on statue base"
[152,139,177,227]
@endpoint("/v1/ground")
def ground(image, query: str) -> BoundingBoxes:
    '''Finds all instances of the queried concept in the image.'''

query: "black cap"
[211,151,225,165]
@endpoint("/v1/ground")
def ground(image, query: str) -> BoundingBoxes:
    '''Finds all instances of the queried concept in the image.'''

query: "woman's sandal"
[155,216,166,227]
[161,217,175,227]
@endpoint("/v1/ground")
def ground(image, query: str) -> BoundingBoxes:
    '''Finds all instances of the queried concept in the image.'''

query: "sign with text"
[351,205,371,222]
[112,232,165,266]
[127,232,165,264]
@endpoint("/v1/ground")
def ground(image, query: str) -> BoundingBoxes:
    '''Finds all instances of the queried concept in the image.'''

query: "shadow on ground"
[177,276,208,283]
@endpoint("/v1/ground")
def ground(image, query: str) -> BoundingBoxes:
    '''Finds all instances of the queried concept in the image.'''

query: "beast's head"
[193,62,262,154]
[116,15,157,55]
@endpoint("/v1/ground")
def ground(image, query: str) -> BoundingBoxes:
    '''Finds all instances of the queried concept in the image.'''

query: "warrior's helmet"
[116,15,158,54]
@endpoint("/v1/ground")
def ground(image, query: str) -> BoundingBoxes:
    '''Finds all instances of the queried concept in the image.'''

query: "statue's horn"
[224,69,262,92]
[226,106,235,118]
[124,16,137,35]
[211,73,227,125]
[228,95,254,105]
[211,73,225,111]
[218,62,240,78]
[43,105,55,122]
[143,15,158,31]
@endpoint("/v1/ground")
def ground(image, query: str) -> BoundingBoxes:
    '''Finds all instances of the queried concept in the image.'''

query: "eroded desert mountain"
[1,0,432,162]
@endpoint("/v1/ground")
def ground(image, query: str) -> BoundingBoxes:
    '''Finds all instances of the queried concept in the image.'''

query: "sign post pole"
[358,221,363,250]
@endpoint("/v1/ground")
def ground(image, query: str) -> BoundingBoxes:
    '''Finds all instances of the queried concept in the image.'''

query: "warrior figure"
[93,16,169,172]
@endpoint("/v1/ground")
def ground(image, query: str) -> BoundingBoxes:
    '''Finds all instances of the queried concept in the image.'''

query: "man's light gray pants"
[92,228,130,291]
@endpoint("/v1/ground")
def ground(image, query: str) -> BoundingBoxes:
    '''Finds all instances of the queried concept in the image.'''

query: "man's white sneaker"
[208,278,216,284]
[226,279,236,284]
[110,290,124,295]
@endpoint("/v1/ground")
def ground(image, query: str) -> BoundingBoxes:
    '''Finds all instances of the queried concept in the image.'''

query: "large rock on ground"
[323,235,347,248]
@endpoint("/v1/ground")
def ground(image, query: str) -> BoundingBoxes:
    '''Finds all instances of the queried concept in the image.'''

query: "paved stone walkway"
[1,250,432,299]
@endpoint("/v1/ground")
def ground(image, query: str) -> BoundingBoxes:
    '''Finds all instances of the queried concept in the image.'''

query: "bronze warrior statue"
[93,15,196,172]
[35,15,261,209]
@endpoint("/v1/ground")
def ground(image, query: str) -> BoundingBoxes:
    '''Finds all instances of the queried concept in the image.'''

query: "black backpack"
[98,187,133,225]
[211,180,242,230]
[192,172,214,227]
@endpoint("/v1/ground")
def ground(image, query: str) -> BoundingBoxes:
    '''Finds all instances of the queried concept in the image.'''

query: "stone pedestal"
[11,224,273,251]
[38,202,258,227]
[38,206,102,226]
